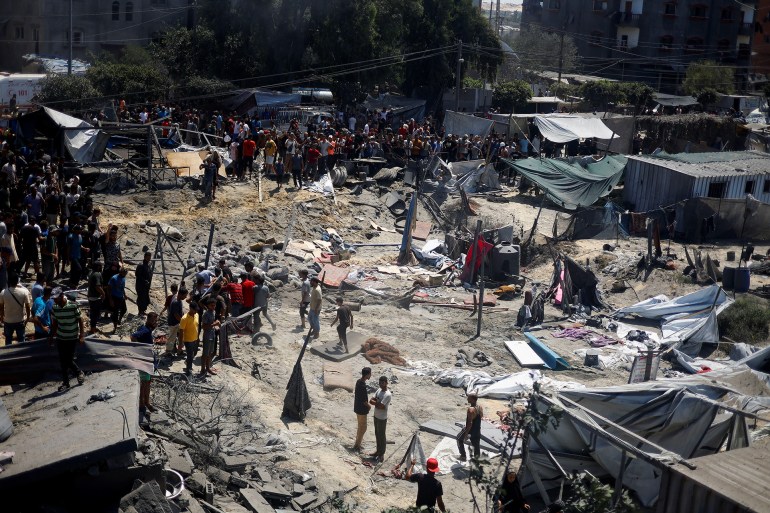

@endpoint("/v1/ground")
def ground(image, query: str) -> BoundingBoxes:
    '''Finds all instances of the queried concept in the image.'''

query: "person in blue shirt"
[131,312,158,413]
[32,286,53,339]
[31,272,46,301]
[108,267,128,330]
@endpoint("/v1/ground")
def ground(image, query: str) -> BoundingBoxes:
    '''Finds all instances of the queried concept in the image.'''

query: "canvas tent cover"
[17,107,108,163]
[502,155,627,209]
[653,93,699,107]
[443,110,494,139]
[534,114,615,143]
[363,93,426,122]
[225,88,302,114]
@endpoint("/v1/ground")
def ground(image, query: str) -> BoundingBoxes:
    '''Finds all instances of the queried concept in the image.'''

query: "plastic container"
[491,242,520,281]
[734,267,751,293]
[722,266,736,291]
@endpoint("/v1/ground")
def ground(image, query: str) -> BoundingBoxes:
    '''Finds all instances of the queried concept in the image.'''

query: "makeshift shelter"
[363,93,426,124]
[553,255,607,312]
[453,160,500,193]
[653,93,698,108]
[224,88,302,116]
[443,110,494,139]
[614,285,733,357]
[16,107,109,163]
[677,196,770,242]
[501,155,627,210]
[552,202,628,240]
[519,374,757,508]
[533,114,616,144]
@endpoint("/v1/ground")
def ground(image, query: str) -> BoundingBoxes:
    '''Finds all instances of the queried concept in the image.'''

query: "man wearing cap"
[307,276,322,339]
[457,391,483,462]
[405,457,446,512]
[0,273,32,345]
[49,287,85,392]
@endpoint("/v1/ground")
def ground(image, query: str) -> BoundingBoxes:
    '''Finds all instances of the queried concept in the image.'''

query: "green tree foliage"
[683,60,735,96]
[463,76,485,89]
[86,60,172,103]
[492,80,532,112]
[579,80,626,109]
[718,296,770,344]
[566,472,640,513]
[37,74,100,111]
[506,28,578,76]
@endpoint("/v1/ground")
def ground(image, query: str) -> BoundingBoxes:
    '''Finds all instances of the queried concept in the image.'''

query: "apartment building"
[521,0,755,92]
[0,0,193,72]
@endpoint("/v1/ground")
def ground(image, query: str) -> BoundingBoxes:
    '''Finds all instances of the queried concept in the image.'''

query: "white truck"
[0,73,45,110]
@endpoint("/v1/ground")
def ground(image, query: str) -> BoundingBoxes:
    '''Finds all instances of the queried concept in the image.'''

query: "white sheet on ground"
[534,114,615,143]
[428,436,497,476]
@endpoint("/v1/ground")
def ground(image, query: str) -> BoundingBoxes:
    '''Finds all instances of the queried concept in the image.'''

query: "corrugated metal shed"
[624,151,770,211]
[656,446,770,513]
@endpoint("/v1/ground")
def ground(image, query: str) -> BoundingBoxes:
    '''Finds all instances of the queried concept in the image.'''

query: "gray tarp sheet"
[654,93,699,107]
[443,110,494,139]
[521,378,753,507]
[17,107,108,163]
[363,93,426,123]
[501,155,627,209]
[534,114,615,143]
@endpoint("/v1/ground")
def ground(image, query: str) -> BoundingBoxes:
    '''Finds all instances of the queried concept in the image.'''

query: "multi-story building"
[521,0,755,92]
[752,0,770,76]
[0,0,193,72]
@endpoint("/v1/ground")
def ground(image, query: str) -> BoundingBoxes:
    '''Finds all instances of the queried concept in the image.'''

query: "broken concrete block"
[303,478,316,491]
[229,472,250,488]
[162,441,194,476]
[291,493,318,510]
[260,483,292,500]
[187,471,209,496]
[206,465,232,484]
[292,484,305,496]
[215,495,251,513]
[221,454,253,471]
[252,467,272,483]
[119,480,173,513]
[240,489,277,513]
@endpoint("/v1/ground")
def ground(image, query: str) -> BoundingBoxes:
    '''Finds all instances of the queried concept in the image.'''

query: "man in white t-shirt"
[348,114,357,132]
[0,273,32,344]
[369,375,392,462]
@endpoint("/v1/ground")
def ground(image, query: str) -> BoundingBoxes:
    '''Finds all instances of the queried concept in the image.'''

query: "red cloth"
[241,279,255,308]
[242,139,256,158]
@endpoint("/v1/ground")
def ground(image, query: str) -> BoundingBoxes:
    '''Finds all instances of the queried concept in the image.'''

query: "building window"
[664,2,677,16]
[707,182,726,198]
[14,26,24,40]
[125,2,134,21]
[721,7,733,22]
[548,0,561,10]
[660,35,674,51]
[112,1,120,21]
[68,29,84,45]
[685,37,704,53]
[593,0,608,10]
[745,180,755,194]
[590,31,603,46]
[763,179,770,193]
[690,4,708,19]
[619,34,629,49]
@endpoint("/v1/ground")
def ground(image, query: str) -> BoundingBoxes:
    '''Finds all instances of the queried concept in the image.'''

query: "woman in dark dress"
[498,469,529,513]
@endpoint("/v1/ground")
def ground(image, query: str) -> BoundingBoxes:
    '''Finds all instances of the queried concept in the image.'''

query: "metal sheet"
[505,340,546,367]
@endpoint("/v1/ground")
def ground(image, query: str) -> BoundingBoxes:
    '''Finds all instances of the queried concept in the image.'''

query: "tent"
[653,93,699,108]
[501,155,627,210]
[363,93,426,124]
[534,114,615,143]
[16,107,109,164]
[443,110,494,139]
[224,88,302,115]
[552,202,628,240]
[614,285,733,356]
[519,374,757,508]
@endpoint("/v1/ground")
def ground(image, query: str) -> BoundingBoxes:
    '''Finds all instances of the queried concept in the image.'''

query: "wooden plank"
[319,263,349,287]
[504,340,546,367]
[412,220,432,241]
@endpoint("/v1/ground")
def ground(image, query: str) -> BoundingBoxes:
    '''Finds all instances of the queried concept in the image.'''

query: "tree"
[683,60,735,96]
[492,80,532,112]
[37,74,100,112]
[506,28,578,76]
[86,60,171,103]
[579,80,626,109]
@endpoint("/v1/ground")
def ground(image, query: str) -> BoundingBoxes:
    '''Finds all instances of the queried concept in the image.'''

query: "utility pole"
[557,30,565,84]
[455,39,463,112]
[68,0,73,75]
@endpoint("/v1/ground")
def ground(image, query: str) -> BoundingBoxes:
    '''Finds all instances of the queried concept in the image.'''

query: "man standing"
[49,288,85,393]
[200,298,220,377]
[264,135,277,176]
[298,269,310,329]
[352,367,372,452]
[457,391,483,462]
[240,272,255,317]
[330,297,353,352]
[405,457,446,513]
[164,287,187,357]
[242,136,256,180]
[253,275,276,331]
[135,251,153,316]
[131,312,159,412]
[0,273,32,344]
[86,261,105,334]
[307,277,322,340]
[32,285,53,339]
[179,301,200,376]
[369,376,392,462]
[108,267,128,330]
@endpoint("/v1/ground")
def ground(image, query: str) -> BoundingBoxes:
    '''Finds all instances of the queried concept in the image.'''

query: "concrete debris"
[119,480,172,513]
[240,488,277,513]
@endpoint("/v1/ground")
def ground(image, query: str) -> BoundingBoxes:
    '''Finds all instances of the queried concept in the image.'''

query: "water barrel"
[734,268,751,293]
[722,267,736,291]
[492,242,520,281]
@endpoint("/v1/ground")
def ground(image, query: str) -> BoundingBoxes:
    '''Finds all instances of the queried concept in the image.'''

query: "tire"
[251,332,273,346]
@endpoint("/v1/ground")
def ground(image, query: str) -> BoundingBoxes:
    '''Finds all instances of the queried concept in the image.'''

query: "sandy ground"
[80,175,770,512]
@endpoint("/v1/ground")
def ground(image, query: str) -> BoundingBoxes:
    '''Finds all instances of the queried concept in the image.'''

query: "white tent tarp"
[534,114,615,143]
[44,107,107,164]
[443,110,494,139]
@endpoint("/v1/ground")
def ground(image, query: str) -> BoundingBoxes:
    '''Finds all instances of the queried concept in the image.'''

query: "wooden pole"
[468,219,483,284]
[476,255,485,337]
[204,223,215,268]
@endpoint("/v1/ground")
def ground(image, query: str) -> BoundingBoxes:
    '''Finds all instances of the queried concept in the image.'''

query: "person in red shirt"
[305,144,321,181]
[226,279,244,316]
[240,272,255,319]
[242,136,257,181]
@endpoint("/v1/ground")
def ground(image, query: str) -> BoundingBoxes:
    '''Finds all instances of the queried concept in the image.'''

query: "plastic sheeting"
[363,93,426,123]
[443,110,494,139]
[501,155,627,210]
[17,107,108,163]
[534,114,615,143]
